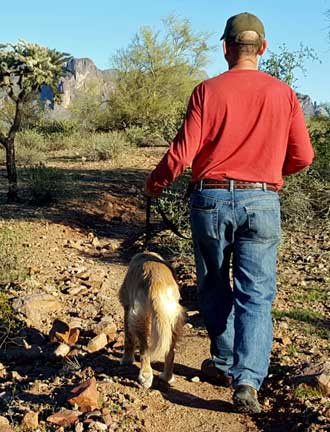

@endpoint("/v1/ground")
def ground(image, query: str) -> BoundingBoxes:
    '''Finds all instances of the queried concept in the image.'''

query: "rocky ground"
[0,147,329,432]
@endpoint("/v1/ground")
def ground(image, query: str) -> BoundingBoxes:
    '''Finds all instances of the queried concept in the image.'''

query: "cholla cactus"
[0,40,71,201]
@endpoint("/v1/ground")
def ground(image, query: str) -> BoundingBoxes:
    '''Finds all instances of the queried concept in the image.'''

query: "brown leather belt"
[194,179,277,192]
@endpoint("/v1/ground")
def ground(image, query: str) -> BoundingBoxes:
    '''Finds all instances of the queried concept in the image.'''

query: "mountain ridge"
[43,57,327,119]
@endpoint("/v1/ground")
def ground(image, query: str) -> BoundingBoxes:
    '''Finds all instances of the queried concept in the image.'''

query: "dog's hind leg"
[120,307,136,365]
[136,319,153,389]
[159,340,175,384]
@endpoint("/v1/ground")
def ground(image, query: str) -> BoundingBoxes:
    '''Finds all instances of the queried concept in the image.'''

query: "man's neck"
[228,57,259,70]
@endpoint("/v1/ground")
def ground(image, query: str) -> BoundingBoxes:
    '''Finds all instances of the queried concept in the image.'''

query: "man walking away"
[145,12,314,414]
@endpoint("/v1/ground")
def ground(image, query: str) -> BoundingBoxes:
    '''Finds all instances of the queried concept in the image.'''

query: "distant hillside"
[40,58,116,117]
[41,58,328,119]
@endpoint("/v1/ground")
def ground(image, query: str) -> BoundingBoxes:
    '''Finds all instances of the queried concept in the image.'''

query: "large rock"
[47,410,80,427]
[12,294,62,327]
[68,378,101,412]
[295,361,330,396]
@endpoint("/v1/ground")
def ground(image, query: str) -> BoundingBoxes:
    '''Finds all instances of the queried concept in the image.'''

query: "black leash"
[145,196,192,246]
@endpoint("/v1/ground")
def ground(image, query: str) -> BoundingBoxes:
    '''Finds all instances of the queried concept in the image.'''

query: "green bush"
[125,126,167,147]
[34,118,82,136]
[24,166,65,205]
[16,130,47,166]
[16,129,46,150]
[307,117,330,181]
[0,226,27,285]
[82,131,132,162]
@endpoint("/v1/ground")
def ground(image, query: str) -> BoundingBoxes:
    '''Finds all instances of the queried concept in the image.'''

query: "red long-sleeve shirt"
[148,69,314,193]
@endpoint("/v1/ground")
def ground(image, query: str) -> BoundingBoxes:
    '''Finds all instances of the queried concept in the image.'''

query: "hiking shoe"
[233,384,261,414]
[200,359,232,387]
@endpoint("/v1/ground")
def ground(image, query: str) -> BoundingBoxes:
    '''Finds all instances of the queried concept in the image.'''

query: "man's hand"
[145,173,163,197]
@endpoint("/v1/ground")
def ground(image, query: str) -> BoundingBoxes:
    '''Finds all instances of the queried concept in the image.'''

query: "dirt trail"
[0,147,328,432]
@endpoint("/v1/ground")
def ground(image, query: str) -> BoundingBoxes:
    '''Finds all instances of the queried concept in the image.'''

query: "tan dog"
[119,251,185,388]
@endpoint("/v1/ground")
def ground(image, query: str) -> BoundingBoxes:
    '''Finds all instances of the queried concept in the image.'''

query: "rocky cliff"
[43,58,327,118]
[60,58,115,108]
[297,93,329,118]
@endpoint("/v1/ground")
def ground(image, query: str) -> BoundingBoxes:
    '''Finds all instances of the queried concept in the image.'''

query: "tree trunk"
[5,140,18,202]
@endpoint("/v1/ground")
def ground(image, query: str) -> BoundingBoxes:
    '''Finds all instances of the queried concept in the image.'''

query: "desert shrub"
[34,118,82,136]
[44,131,86,152]
[24,166,65,205]
[280,117,330,226]
[125,126,167,147]
[153,171,193,259]
[16,130,46,150]
[81,131,131,162]
[16,147,47,167]
[280,172,314,225]
[307,117,330,181]
[0,225,27,285]
[15,130,47,166]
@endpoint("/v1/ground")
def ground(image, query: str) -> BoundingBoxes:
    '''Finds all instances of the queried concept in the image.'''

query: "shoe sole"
[233,395,261,414]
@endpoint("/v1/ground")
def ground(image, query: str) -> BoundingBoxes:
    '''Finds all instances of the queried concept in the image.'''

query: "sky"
[2,0,330,103]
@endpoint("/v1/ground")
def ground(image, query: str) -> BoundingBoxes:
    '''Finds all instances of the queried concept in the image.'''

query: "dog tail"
[149,281,183,361]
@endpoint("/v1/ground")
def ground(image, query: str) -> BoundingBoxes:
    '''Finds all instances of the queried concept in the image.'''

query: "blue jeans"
[190,187,281,390]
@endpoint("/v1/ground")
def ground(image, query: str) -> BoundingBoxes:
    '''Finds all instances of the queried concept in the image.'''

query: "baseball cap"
[220,12,265,44]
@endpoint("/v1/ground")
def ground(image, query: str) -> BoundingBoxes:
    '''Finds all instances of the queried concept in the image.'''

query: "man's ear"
[222,40,228,57]
[258,39,267,56]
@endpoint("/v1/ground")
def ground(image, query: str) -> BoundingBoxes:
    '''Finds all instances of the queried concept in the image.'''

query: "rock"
[76,271,90,281]
[190,376,200,383]
[11,371,25,381]
[75,423,84,432]
[50,319,80,346]
[0,363,7,380]
[0,418,9,427]
[86,334,108,353]
[295,361,330,396]
[54,343,71,357]
[92,318,117,341]
[112,333,124,349]
[22,411,39,429]
[13,294,62,327]
[92,237,101,249]
[50,319,70,343]
[91,421,108,431]
[68,378,101,412]
[80,304,98,319]
[47,410,80,426]
[102,414,112,427]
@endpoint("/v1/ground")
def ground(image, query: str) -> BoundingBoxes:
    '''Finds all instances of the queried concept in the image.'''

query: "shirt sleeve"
[282,92,314,176]
[147,83,204,193]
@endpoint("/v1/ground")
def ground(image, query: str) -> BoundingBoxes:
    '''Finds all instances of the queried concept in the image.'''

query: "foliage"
[125,126,167,147]
[106,15,213,141]
[69,80,106,130]
[24,166,65,205]
[0,40,71,200]
[307,117,330,181]
[280,117,330,225]
[85,131,131,162]
[0,40,71,105]
[0,225,27,285]
[33,118,81,135]
[153,171,193,259]
[259,43,319,87]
